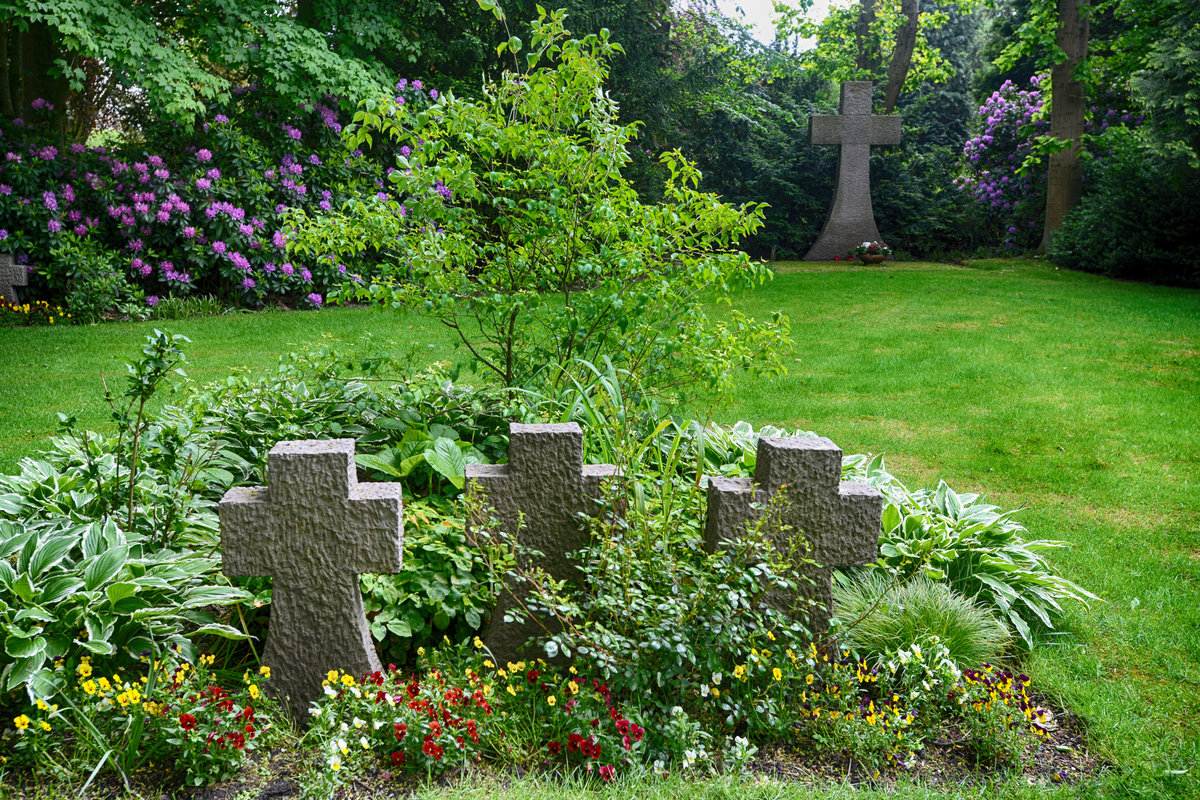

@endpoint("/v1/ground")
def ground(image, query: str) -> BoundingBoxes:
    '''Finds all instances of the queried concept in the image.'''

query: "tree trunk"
[1041,0,1089,251]
[0,21,14,118]
[882,0,921,113]
[855,0,882,76]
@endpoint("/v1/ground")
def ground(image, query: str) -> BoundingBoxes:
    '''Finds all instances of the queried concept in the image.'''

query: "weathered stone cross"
[219,439,403,724]
[705,436,883,633]
[1,253,27,304]
[804,81,902,261]
[465,423,617,665]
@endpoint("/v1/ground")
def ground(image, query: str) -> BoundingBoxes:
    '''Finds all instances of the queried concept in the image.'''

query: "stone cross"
[465,423,617,664]
[705,436,883,633]
[219,439,403,724]
[1,254,27,304]
[804,82,901,261]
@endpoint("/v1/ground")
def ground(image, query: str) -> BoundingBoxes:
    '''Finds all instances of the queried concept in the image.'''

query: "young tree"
[290,6,789,394]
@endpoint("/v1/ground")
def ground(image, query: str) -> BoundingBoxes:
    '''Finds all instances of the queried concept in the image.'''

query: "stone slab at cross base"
[466,423,617,665]
[705,436,883,633]
[804,81,902,261]
[219,439,403,725]
[1,254,28,304]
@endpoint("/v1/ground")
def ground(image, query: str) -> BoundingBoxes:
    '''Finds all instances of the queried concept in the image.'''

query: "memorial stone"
[705,436,883,632]
[804,82,901,261]
[1,254,27,304]
[219,439,403,724]
[465,423,617,664]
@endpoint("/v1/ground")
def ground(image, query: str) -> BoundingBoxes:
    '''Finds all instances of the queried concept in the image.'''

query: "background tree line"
[2,0,1198,284]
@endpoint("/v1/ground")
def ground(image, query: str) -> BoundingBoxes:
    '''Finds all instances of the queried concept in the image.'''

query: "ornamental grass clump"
[833,571,1012,669]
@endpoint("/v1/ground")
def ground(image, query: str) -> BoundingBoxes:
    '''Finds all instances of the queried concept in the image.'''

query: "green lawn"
[1,258,1197,799]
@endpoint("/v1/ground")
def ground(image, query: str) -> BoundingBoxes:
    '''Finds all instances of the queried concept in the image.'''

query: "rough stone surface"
[219,439,403,724]
[465,423,617,664]
[804,82,902,261]
[705,436,883,633]
[0,254,27,304]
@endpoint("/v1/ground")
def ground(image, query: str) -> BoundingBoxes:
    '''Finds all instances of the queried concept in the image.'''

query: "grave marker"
[465,423,617,664]
[804,81,901,261]
[1,254,27,304]
[705,436,883,633]
[219,439,403,724]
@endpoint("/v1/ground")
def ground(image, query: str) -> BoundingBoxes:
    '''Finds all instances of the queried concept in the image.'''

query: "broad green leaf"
[424,438,467,489]
[5,634,47,659]
[83,545,129,591]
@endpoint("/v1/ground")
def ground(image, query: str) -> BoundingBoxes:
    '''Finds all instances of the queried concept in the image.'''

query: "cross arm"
[219,486,274,577]
[810,115,844,146]
[346,483,404,575]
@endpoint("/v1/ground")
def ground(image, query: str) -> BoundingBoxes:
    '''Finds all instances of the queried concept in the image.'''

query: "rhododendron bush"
[0,87,423,317]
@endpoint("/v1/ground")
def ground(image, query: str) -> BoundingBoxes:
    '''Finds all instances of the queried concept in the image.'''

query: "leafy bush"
[0,89,397,313]
[1048,130,1200,287]
[0,334,252,700]
[295,9,788,395]
[832,571,1011,668]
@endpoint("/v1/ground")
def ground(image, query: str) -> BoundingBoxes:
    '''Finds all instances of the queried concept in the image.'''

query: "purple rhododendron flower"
[47,220,62,233]
[195,177,211,191]
[307,293,322,307]
[146,295,159,307]
[281,262,295,276]
[300,269,312,282]
[242,277,256,289]
[197,148,213,162]
[212,240,227,255]
[42,191,58,211]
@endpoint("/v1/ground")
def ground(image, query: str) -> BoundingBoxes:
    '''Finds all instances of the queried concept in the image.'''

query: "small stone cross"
[219,439,403,724]
[1,254,27,304]
[804,81,901,261]
[466,423,617,664]
[705,436,883,633]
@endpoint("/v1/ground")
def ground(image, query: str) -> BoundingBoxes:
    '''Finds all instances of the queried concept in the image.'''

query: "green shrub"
[832,571,1011,668]
[1048,130,1200,287]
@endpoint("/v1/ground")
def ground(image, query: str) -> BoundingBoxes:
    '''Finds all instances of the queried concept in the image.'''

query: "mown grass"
[0,258,1197,799]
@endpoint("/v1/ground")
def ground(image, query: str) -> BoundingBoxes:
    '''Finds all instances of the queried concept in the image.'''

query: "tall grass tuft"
[834,571,1012,668]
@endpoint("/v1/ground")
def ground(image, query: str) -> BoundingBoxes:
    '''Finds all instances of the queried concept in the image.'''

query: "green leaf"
[83,545,129,591]
[5,634,47,659]
[28,534,76,579]
[424,438,467,489]
[188,623,249,640]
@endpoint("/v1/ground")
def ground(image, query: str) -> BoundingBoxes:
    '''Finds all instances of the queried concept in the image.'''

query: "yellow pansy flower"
[259,665,271,678]
[14,715,31,730]
[772,668,783,681]
[547,695,557,706]
[327,670,339,683]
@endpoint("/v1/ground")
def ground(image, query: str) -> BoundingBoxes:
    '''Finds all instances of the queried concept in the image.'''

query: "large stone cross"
[705,436,883,633]
[466,423,617,664]
[804,81,901,261]
[1,254,27,304]
[219,439,403,724]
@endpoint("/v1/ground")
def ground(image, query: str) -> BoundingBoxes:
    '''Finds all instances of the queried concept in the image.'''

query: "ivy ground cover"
[0,258,1196,798]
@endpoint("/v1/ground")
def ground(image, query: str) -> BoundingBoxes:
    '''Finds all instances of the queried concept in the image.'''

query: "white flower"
[352,716,366,729]
[323,684,337,697]
[373,720,387,730]
[337,738,349,755]
[310,706,323,717]
[360,735,370,749]
[863,241,871,247]
[712,672,723,684]
[700,684,710,697]
[340,721,349,733]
